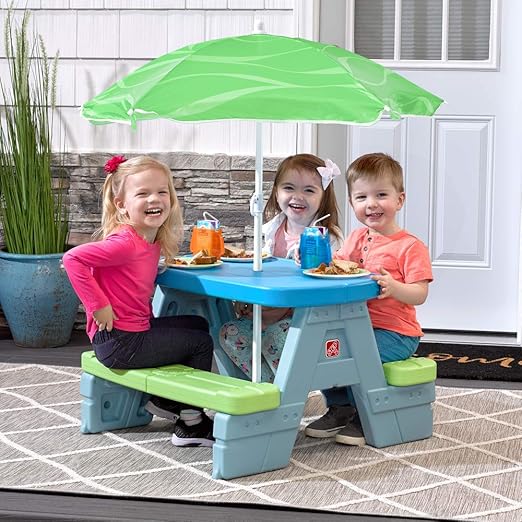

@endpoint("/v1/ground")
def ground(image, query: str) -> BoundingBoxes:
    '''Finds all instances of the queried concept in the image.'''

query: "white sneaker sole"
[335,433,366,446]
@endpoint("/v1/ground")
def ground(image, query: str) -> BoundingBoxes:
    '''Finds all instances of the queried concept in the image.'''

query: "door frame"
[310,0,522,344]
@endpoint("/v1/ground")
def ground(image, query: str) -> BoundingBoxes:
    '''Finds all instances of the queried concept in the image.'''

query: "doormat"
[416,342,522,382]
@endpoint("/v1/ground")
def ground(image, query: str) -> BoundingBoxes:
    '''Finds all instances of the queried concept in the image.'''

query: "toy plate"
[168,258,223,269]
[221,253,273,263]
[302,268,371,279]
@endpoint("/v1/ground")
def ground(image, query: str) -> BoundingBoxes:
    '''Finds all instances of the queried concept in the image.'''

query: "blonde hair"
[347,153,404,200]
[264,154,342,242]
[94,155,183,263]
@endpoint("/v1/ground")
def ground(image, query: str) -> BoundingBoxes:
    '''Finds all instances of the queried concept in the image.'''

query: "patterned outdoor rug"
[1,363,521,521]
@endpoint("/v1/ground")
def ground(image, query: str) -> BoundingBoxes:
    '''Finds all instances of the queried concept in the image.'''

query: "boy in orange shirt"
[305,153,433,446]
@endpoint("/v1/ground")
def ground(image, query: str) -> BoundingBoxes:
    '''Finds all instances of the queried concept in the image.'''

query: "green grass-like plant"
[0,9,68,254]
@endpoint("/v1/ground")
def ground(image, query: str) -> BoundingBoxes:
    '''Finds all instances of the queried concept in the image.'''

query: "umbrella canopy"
[82,33,443,128]
[81,31,443,382]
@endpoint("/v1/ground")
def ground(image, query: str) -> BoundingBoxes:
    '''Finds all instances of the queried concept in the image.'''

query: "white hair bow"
[317,159,341,190]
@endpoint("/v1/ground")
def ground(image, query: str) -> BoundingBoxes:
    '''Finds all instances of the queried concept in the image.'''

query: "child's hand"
[93,305,119,331]
[371,267,399,300]
[372,268,430,305]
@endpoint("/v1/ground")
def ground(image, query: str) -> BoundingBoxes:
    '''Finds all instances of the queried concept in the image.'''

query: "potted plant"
[0,9,79,347]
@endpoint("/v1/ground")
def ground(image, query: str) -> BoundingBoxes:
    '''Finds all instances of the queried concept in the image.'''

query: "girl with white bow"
[219,154,344,382]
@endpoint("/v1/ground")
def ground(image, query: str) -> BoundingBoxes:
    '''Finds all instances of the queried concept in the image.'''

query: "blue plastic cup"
[299,226,332,269]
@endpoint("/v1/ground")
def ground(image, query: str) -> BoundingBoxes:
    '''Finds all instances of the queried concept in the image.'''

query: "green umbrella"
[82,28,443,382]
[82,32,442,127]
[82,30,443,269]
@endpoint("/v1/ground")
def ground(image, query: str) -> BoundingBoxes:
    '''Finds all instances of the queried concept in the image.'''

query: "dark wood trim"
[0,489,442,522]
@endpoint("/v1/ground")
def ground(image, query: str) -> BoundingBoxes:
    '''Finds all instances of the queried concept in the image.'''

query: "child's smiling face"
[114,168,172,242]
[276,168,323,230]
[350,176,405,236]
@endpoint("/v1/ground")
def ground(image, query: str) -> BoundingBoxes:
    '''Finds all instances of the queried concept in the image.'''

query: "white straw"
[311,213,330,227]
[203,211,219,221]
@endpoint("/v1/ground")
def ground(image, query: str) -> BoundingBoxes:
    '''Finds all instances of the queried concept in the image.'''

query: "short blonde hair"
[95,155,183,263]
[347,153,404,199]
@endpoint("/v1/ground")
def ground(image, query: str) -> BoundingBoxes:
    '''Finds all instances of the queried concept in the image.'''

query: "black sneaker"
[335,413,366,446]
[145,396,181,421]
[305,404,357,438]
[171,415,214,447]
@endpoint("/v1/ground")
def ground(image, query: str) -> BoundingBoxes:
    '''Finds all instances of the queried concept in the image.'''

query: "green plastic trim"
[382,357,437,387]
[81,351,280,415]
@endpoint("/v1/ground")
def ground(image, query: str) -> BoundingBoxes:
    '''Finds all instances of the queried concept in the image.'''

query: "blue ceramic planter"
[0,250,80,347]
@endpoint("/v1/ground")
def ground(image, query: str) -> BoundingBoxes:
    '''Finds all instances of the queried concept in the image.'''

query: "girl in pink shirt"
[63,156,214,447]
[219,154,343,382]
[305,153,433,446]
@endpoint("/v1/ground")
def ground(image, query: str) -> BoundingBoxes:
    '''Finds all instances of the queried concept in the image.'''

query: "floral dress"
[219,317,292,383]
[218,214,343,383]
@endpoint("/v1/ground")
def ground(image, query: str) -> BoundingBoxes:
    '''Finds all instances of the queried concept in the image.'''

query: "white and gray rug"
[1,363,521,521]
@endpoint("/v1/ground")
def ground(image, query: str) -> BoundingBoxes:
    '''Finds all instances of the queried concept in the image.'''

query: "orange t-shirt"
[334,228,433,337]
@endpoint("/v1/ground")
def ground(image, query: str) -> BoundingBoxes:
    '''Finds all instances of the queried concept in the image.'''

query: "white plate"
[221,253,273,263]
[167,259,223,269]
[302,268,371,279]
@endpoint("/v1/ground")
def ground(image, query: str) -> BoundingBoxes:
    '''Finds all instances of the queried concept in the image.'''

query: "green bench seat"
[81,351,280,415]
[382,357,437,387]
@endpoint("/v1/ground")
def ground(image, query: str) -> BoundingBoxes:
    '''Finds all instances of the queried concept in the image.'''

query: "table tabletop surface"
[156,258,379,307]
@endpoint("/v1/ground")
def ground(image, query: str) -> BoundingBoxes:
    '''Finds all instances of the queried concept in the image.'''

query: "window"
[352,0,497,69]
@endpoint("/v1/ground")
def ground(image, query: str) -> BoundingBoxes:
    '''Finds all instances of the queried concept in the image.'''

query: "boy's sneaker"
[305,404,357,438]
[145,396,180,421]
[335,414,366,446]
[172,415,214,447]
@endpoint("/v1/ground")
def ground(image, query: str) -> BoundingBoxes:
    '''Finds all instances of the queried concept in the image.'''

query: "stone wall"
[0,151,282,333]
[66,152,280,250]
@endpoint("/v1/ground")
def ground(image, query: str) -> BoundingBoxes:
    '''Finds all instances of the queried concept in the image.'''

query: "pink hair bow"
[317,159,341,190]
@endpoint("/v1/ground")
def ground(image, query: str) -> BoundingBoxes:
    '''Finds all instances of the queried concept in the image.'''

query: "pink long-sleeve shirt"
[62,225,161,341]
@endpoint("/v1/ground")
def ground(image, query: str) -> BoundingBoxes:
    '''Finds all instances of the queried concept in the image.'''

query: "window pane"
[449,0,491,60]
[401,0,442,60]
[354,0,395,59]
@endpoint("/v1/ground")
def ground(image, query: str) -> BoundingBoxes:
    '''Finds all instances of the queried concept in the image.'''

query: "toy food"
[310,259,361,275]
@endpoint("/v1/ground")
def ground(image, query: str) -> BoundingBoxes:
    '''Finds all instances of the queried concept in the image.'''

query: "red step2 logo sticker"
[325,339,340,358]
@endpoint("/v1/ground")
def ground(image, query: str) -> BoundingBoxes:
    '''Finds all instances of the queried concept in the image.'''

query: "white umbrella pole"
[251,19,266,383]
[252,307,262,383]
[253,121,263,273]
[250,121,264,382]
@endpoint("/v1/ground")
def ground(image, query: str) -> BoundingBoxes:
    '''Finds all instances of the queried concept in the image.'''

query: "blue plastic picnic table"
[153,258,434,479]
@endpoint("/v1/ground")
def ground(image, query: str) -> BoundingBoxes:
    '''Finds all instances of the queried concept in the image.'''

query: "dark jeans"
[92,315,214,414]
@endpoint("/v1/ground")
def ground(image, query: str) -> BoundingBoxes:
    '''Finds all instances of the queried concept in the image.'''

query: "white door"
[343,0,521,334]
